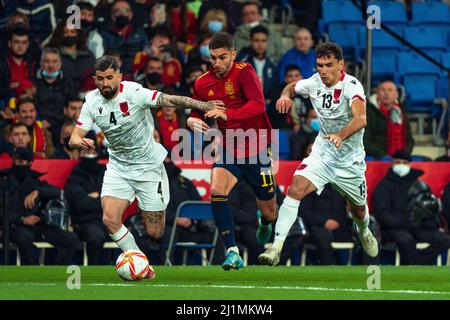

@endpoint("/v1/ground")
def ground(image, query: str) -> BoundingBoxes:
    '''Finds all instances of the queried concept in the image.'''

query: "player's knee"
[287,185,308,200]
[146,225,164,240]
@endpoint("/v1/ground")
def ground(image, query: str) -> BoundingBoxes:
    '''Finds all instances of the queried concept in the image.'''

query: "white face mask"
[393,164,410,177]
[246,21,260,28]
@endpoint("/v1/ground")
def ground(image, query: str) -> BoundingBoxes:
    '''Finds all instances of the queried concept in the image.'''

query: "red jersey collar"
[340,71,345,81]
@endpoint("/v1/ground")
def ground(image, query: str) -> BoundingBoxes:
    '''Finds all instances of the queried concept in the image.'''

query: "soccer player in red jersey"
[187,32,277,270]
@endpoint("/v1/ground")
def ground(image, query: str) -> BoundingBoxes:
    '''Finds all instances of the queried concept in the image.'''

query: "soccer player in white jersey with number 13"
[259,43,379,265]
[69,56,225,275]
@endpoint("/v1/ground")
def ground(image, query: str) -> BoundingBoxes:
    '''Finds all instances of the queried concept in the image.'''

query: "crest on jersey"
[119,101,130,117]
[333,88,342,104]
[225,80,235,99]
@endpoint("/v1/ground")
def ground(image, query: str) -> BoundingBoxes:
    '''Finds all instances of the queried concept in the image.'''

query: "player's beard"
[100,85,118,100]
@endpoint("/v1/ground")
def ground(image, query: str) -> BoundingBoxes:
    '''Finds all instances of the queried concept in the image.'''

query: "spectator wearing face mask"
[34,47,77,147]
[185,35,212,73]
[199,8,228,35]
[64,135,109,265]
[100,0,149,74]
[47,22,96,88]
[139,57,164,92]
[233,1,284,62]
[78,1,105,59]
[372,150,450,265]
[50,123,79,160]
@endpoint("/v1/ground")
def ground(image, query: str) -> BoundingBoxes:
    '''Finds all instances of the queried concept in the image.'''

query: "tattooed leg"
[141,210,166,240]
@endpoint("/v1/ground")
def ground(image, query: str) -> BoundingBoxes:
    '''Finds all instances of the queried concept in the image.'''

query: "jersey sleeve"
[294,79,312,98]
[76,101,94,132]
[345,78,366,104]
[133,84,162,109]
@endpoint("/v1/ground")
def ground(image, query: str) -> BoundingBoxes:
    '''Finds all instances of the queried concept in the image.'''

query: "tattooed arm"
[156,93,225,113]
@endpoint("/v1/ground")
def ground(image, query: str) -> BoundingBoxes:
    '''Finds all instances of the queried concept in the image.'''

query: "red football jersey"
[190,62,272,158]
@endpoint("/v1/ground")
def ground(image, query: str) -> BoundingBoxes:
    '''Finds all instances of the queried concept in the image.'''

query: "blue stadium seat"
[380,155,392,162]
[369,1,407,27]
[441,53,450,78]
[278,130,290,160]
[397,52,441,78]
[411,2,450,26]
[320,1,363,33]
[436,78,449,100]
[404,27,447,56]
[359,26,404,82]
[410,155,432,162]
[397,53,441,113]
[328,22,361,60]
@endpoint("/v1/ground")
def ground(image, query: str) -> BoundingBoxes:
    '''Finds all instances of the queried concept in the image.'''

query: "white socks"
[110,225,140,251]
[272,196,301,251]
[227,246,239,255]
[351,204,370,236]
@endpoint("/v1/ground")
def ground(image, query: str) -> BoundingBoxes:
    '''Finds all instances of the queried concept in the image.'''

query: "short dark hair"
[10,122,28,134]
[250,25,269,39]
[242,1,262,14]
[285,64,301,76]
[316,42,343,61]
[78,1,95,11]
[67,96,83,104]
[95,55,120,72]
[209,31,235,51]
[8,28,29,41]
[16,97,35,112]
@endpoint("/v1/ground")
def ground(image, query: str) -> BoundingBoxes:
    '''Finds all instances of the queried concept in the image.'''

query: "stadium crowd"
[0,0,449,266]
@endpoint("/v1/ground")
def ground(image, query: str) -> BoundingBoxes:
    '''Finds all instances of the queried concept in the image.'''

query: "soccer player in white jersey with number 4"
[259,43,378,265]
[69,56,224,274]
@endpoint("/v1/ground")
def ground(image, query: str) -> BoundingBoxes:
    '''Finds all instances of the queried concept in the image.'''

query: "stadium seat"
[278,130,290,160]
[404,27,447,56]
[441,53,450,78]
[359,26,404,82]
[435,78,449,100]
[368,1,407,27]
[165,201,218,266]
[411,2,450,27]
[383,242,445,266]
[319,1,363,33]
[328,22,362,60]
[410,155,433,162]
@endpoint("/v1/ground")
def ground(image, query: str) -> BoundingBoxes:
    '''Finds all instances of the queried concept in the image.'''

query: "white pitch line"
[3,283,450,296]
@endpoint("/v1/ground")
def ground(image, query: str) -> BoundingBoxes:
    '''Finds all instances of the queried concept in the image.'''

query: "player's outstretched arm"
[69,126,95,151]
[156,93,225,113]
[276,82,296,114]
[325,99,367,149]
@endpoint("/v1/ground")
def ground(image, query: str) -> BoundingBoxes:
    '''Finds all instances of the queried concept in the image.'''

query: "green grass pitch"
[0,266,449,300]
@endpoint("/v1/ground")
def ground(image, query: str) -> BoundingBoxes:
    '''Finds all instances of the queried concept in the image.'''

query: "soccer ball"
[115,249,155,281]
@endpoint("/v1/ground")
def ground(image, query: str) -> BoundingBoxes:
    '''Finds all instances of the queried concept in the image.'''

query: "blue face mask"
[199,45,210,58]
[310,118,320,132]
[42,70,60,79]
[208,20,223,34]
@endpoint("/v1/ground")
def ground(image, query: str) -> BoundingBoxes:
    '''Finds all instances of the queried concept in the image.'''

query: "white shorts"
[101,163,170,212]
[294,155,367,206]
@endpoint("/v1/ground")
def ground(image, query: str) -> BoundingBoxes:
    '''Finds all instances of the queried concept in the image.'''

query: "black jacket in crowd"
[442,182,450,229]
[64,161,105,226]
[299,184,349,231]
[372,168,440,233]
[164,160,201,226]
[34,69,77,130]
[0,167,61,227]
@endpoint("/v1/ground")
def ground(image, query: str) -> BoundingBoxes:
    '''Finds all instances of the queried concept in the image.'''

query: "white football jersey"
[76,81,167,176]
[294,72,366,167]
